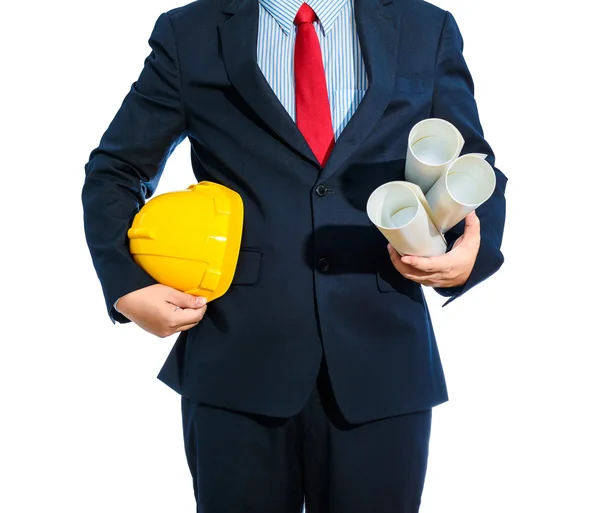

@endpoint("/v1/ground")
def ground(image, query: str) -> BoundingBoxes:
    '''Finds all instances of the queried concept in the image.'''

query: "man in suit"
[82,0,507,511]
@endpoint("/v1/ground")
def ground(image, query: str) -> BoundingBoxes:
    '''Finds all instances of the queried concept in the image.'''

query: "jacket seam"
[165,11,188,131]
[430,10,449,117]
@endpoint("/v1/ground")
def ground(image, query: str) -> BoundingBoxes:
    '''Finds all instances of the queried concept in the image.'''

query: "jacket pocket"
[376,271,403,293]
[376,271,425,306]
[231,248,262,286]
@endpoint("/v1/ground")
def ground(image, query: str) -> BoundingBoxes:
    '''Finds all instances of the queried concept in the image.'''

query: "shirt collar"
[259,0,350,36]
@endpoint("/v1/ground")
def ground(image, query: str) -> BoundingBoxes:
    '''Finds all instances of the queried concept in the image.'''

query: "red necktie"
[294,4,334,166]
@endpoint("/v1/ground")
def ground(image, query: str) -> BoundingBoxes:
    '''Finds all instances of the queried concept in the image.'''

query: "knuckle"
[156,315,176,338]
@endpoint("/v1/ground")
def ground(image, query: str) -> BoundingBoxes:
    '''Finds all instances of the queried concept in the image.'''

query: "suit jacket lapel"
[219,0,319,167]
[320,0,400,182]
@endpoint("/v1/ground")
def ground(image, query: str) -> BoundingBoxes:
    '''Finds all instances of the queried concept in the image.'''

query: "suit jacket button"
[315,184,328,197]
[318,258,330,272]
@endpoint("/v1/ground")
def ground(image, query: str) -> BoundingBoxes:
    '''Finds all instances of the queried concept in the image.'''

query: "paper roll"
[405,118,465,194]
[425,154,496,233]
[367,181,447,257]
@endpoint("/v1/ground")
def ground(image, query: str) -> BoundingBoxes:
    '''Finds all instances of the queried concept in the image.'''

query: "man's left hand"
[387,211,481,288]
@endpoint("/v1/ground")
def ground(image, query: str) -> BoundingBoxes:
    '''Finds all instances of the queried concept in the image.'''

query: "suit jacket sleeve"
[430,11,508,306]
[81,12,187,323]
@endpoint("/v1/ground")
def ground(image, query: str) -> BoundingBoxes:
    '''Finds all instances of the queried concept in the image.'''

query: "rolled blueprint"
[367,181,447,257]
[405,118,465,193]
[425,154,496,233]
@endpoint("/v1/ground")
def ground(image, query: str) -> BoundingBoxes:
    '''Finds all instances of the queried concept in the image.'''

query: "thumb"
[463,210,480,236]
[169,289,207,309]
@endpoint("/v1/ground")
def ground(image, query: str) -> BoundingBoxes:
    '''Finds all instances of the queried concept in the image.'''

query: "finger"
[388,245,444,282]
[400,254,449,273]
[393,261,431,279]
[388,245,423,275]
[170,305,207,329]
[402,270,445,283]
[168,289,207,310]
[407,278,437,287]
[176,322,201,333]
[402,266,448,284]
[463,210,481,238]
[388,244,406,269]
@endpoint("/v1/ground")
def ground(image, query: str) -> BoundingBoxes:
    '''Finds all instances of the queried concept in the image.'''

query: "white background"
[1,0,599,511]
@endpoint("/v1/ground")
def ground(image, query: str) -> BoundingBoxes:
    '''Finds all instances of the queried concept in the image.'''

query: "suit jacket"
[81,0,507,424]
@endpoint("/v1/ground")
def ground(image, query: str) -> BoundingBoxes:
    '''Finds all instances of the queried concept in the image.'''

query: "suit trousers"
[181,360,432,513]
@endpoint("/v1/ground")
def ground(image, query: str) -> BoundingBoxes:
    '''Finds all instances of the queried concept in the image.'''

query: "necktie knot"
[294,3,317,26]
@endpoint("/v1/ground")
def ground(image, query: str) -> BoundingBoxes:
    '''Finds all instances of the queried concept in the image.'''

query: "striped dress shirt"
[257,0,368,140]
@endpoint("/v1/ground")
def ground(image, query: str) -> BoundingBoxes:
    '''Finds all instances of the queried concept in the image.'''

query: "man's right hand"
[115,284,208,338]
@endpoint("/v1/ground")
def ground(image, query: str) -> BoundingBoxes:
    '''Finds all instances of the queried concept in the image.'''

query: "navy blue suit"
[82,0,507,509]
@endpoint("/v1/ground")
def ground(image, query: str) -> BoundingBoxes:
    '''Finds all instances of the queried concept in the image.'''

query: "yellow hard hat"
[127,181,244,302]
